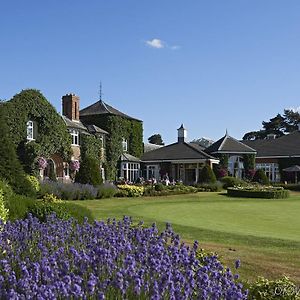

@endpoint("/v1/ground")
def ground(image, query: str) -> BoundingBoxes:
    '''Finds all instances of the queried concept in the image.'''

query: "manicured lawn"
[76,192,300,284]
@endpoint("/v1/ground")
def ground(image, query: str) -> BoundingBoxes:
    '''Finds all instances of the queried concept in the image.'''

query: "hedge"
[227,187,289,199]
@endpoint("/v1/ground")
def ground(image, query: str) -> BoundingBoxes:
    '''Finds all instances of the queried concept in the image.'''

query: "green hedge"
[227,187,289,199]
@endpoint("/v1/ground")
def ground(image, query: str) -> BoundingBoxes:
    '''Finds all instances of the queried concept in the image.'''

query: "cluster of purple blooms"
[37,157,48,170]
[0,215,247,299]
[69,160,80,172]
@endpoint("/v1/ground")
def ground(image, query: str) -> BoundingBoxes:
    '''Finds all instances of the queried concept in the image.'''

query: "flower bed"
[0,215,247,299]
[227,186,290,199]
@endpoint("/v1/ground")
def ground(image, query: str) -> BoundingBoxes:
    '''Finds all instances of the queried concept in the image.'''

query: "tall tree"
[148,134,164,145]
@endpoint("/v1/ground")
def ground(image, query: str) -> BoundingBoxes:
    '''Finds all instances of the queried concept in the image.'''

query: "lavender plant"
[0,215,247,299]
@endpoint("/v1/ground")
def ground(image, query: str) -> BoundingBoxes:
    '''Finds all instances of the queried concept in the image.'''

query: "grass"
[76,191,300,284]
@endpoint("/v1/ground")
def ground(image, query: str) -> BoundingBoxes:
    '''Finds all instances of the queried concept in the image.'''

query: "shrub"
[97,182,117,199]
[75,156,102,186]
[117,184,144,197]
[26,175,40,192]
[0,216,247,299]
[195,182,223,192]
[227,186,289,199]
[154,183,165,191]
[199,165,217,183]
[39,181,98,200]
[221,176,245,189]
[244,276,300,300]
[252,169,270,185]
[0,189,9,223]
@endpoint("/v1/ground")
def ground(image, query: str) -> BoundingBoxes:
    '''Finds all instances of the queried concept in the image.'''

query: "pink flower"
[37,157,48,169]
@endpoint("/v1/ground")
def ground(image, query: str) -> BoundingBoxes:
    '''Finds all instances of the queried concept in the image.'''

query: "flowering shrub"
[26,175,40,192]
[116,184,144,197]
[39,181,98,200]
[37,157,48,170]
[69,160,80,172]
[227,185,290,199]
[0,215,247,299]
[0,189,9,223]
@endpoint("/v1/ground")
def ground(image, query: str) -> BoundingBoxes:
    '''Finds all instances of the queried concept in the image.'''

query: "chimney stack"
[177,124,187,143]
[62,93,80,121]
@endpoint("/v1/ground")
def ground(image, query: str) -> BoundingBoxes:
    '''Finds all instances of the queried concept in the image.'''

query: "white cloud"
[145,38,164,49]
[170,45,180,50]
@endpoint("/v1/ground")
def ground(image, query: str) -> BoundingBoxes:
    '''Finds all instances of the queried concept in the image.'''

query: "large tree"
[243,109,300,140]
[148,134,164,145]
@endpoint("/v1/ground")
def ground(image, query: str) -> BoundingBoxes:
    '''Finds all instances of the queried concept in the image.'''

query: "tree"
[198,165,217,183]
[252,169,269,185]
[148,134,164,145]
[75,156,102,186]
[0,107,34,196]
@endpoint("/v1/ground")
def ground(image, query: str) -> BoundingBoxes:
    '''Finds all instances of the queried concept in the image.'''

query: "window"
[26,120,34,140]
[70,130,79,146]
[256,163,280,182]
[122,162,140,182]
[122,138,128,152]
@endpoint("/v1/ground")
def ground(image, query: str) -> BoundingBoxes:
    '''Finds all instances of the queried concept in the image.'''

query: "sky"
[1,1,300,144]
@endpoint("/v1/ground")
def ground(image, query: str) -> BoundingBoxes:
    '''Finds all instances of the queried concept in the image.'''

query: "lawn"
[76,191,300,284]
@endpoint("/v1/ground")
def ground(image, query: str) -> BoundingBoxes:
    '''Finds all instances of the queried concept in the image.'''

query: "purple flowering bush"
[37,157,48,170]
[0,215,247,299]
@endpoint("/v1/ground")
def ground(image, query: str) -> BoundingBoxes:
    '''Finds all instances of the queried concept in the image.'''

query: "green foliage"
[218,154,229,169]
[97,184,117,199]
[148,133,164,145]
[75,156,102,186]
[252,169,270,185]
[3,89,72,173]
[244,276,300,300]
[243,154,256,172]
[199,165,217,183]
[116,184,144,197]
[48,162,57,182]
[26,175,40,192]
[42,193,62,203]
[0,108,35,196]
[80,134,102,163]
[0,189,9,223]
[227,187,289,199]
[80,114,143,180]
[154,183,165,191]
[194,182,223,192]
[143,184,198,196]
[221,176,245,189]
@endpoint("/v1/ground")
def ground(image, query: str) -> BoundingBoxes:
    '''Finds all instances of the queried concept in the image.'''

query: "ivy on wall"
[2,89,72,174]
[80,114,143,180]
[80,134,102,163]
[218,154,229,168]
[243,154,256,173]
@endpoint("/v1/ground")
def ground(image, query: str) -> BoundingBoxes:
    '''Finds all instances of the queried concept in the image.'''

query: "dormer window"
[26,121,34,141]
[70,130,79,146]
[122,138,128,152]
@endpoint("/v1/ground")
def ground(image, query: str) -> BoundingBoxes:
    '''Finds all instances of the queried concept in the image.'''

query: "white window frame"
[122,162,140,182]
[256,163,280,182]
[122,138,128,152]
[26,120,34,141]
[70,130,79,146]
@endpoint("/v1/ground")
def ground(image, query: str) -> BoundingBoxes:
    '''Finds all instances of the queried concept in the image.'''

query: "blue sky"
[1,1,300,144]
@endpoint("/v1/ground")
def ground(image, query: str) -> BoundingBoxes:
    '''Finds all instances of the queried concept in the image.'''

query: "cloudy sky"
[1,1,300,144]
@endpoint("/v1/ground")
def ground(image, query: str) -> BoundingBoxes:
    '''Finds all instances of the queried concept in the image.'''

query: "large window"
[70,130,79,146]
[256,163,280,182]
[26,120,34,140]
[122,162,140,182]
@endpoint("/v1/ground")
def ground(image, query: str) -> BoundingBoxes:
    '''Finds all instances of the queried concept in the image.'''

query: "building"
[141,125,219,185]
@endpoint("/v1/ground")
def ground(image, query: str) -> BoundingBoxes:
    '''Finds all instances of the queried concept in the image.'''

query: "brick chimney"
[62,93,80,121]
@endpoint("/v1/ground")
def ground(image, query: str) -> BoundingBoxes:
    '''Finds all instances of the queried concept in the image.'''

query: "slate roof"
[242,130,300,157]
[141,142,217,162]
[85,124,109,135]
[120,153,141,162]
[62,116,87,131]
[205,134,256,154]
[144,143,163,153]
[80,100,142,122]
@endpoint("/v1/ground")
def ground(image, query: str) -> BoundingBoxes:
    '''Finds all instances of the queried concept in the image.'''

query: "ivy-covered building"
[1,89,108,182]
[79,98,143,181]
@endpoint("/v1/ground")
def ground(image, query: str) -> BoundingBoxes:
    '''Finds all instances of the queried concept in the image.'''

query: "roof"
[80,100,142,122]
[85,124,109,135]
[120,153,141,162]
[62,116,87,131]
[141,142,217,162]
[205,134,256,154]
[242,130,300,157]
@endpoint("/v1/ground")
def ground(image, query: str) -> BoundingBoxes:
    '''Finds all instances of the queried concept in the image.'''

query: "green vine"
[243,154,256,173]
[218,154,229,169]
[3,89,72,174]
[80,114,143,180]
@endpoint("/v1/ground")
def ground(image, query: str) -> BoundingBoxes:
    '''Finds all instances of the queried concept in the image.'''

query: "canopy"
[283,165,300,183]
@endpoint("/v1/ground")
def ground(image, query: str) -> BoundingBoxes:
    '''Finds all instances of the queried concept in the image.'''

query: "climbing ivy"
[218,154,229,168]
[243,154,256,173]
[80,134,102,162]
[2,89,72,174]
[80,114,143,180]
